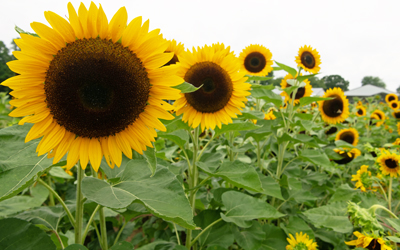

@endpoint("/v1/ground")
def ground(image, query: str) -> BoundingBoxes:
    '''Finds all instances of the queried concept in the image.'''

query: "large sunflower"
[376,150,400,178]
[174,45,250,131]
[335,128,359,146]
[286,232,318,250]
[318,87,349,124]
[371,110,386,127]
[3,3,182,171]
[385,93,398,104]
[389,101,399,110]
[163,39,185,66]
[345,231,392,250]
[355,106,366,117]
[239,44,273,76]
[280,73,313,105]
[295,45,321,74]
[392,111,400,119]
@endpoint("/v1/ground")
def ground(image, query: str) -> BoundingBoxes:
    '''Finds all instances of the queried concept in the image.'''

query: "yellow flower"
[345,231,392,250]
[385,93,398,104]
[376,150,400,178]
[295,45,321,74]
[335,128,359,146]
[351,165,376,192]
[239,44,273,76]
[318,87,349,124]
[333,148,361,165]
[286,232,318,250]
[264,110,276,120]
[163,39,185,66]
[174,44,250,131]
[389,101,400,110]
[393,138,400,145]
[371,110,386,127]
[280,73,313,105]
[392,111,400,119]
[355,106,366,117]
[3,3,182,171]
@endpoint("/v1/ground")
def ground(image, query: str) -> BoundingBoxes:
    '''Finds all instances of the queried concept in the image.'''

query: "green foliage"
[361,76,386,88]
[322,74,350,91]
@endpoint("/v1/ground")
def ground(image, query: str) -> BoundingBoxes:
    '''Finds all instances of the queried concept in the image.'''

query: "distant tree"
[308,76,326,89]
[0,40,14,92]
[361,76,386,88]
[396,86,400,94]
[322,75,350,91]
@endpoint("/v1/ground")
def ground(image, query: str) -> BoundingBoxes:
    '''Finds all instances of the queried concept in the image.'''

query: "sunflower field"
[1,3,400,250]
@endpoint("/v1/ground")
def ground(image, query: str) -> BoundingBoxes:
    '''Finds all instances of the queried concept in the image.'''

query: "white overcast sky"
[1,0,400,91]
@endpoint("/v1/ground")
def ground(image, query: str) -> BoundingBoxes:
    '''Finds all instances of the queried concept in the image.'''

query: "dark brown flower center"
[385,159,398,169]
[391,102,398,109]
[339,131,355,145]
[357,109,364,115]
[184,61,233,113]
[45,37,150,138]
[325,126,338,135]
[374,112,383,119]
[164,51,179,66]
[367,239,381,250]
[301,51,315,69]
[394,111,400,119]
[388,96,396,102]
[244,52,267,73]
[334,151,353,164]
[322,95,343,118]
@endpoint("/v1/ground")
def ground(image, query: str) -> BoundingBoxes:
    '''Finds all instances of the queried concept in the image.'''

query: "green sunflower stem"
[186,127,200,249]
[229,131,235,162]
[388,176,393,211]
[257,141,263,172]
[74,165,84,244]
[47,175,55,206]
[99,206,109,250]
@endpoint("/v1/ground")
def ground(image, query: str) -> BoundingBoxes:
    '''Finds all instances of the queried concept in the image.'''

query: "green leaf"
[303,204,353,233]
[258,174,284,200]
[0,218,56,250]
[82,160,195,229]
[173,82,202,93]
[259,224,288,250]
[64,244,89,250]
[14,206,65,231]
[162,116,191,132]
[299,96,331,106]
[110,241,135,250]
[386,236,400,243]
[233,221,265,250]
[214,122,261,137]
[335,139,356,149]
[0,124,55,201]
[0,182,49,217]
[280,216,315,240]
[274,61,297,78]
[329,184,357,203]
[246,76,273,81]
[158,130,188,149]
[244,123,273,142]
[250,86,283,107]
[197,160,263,192]
[237,111,265,120]
[387,218,400,232]
[15,25,39,37]
[143,145,157,176]
[299,149,333,168]
[296,74,318,83]
[49,166,74,179]
[220,191,284,228]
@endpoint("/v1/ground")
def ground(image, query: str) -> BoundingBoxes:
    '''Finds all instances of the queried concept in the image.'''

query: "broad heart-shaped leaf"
[49,166,74,179]
[244,122,273,142]
[260,224,288,250]
[143,145,157,176]
[250,85,283,107]
[193,210,234,248]
[14,206,65,231]
[258,174,284,200]
[158,129,188,149]
[0,124,54,201]
[274,61,297,78]
[64,244,89,250]
[233,221,265,250]
[387,218,400,232]
[303,204,353,233]
[197,160,263,193]
[173,81,202,93]
[328,184,357,203]
[82,159,195,229]
[299,149,333,168]
[299,96,331,106]
[0,218,56,250]
[110,241,134,250]
[214,122,261,137]
[280,216,315,240]
[296,74,318,83]
[220,191,284,228]
[237,111,265,120]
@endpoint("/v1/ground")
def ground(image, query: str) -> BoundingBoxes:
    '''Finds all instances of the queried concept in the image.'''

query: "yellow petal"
[25,116,53,142]
[115,132,132,159]
[66,138,81,170]
[30,22,65,50]
[97,4,108,39]
[100,137,115,169]
[78,3,89,38]
[79,137,90,170]
[9,101,47,117]
[53,131,75,163]
[108,135,122,167]
[67,2,84,39]
[44,11,76,43]
[87,2,98,38]
[7,60,48,74]
[38,124,66,156]
[108,7,127,43]
[89,138,102,172]
[121,16,142,48]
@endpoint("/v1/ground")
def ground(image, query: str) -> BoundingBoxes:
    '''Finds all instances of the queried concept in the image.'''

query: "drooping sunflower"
[335,128,359,146]
[376,150,400,178]
[174,45,250,131]
[392,111,400,119]
[325,125,338,135]
[286,232,318,250]
[371,110,386,127]
[385,93,398,104]
[3,3,182,171]
[389,101,400,110]
[280,73,313,105]
[355,106,366,117]
[351,165,376,192]
[333,148,361,165]
[239,44,273,76]
[295,45,321,74]
[318,87,349,124]
[163,39,185,66]
[345,231,392,250]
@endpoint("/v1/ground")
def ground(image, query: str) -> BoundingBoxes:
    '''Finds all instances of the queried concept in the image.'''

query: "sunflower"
[351,165,376,192]
[357,100,363,106]
[389,101,400,110]
[3,3,182,171]
[325,126,338,135]
[211,42,235,56]
[345,231,392,250]
[376,150,400,178]
[239,44,273,76]
[264,110,276,120]
[392,111,400,119]
[371,110,386,127]
[174,45,250,131]
[333,148,361,165]
[318,87,349,124]
[355,106,366,117]
[163,39,185,66]
[335,128,359,146]
[295,45,321,74]
[280,73,313,105]
[286,232,318,250]
[385,93,398,104]
[393,138,400,145]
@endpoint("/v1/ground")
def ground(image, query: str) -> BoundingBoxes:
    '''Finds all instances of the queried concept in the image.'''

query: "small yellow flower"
[345,231,392,250]
[351,165,376,192]
[286,232,318,250]
[376,150,400,178]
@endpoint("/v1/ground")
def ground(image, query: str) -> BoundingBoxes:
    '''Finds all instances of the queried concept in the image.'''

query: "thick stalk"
[257,141,262,172]
[47,175,55,206]
[388,176,393,211]
[74,166,84,244]
[82,204,101,242]
[99,206,108,250]
[37,178,75,227]
[186,127,200,249]
[229,131,235,161]
[190,218,222,247]
[276,142,289,179]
